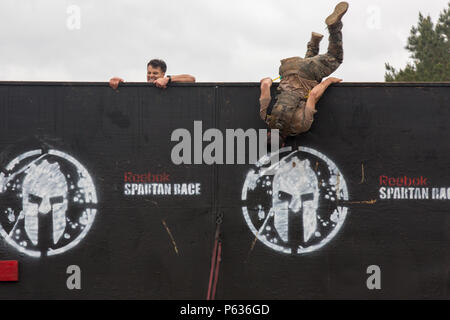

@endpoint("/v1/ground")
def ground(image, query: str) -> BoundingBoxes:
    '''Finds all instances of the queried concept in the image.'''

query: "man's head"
[147,59,167,82]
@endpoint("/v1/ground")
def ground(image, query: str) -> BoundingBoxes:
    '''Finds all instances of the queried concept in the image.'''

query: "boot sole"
[325,2,349,26]
[312,32,324,39]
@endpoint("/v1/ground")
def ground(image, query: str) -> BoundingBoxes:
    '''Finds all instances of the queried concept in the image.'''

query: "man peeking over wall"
[109,59,196,89]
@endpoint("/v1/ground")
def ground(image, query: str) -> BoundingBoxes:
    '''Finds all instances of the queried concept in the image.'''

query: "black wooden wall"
[0,82,449,299]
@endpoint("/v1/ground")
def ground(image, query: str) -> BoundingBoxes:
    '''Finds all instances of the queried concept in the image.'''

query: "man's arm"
[305,77,342,111]
[259,77,273,121]
[171,74,196,83]
[154,74,196,88]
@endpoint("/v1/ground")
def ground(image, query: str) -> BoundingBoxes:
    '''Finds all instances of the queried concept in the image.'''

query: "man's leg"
[259,77,272,121]
[305,32,324,58]
[308,2,348,82]
[308,22,343,81]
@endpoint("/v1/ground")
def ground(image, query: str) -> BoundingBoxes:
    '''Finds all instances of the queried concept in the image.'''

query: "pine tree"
[385,3,449,81]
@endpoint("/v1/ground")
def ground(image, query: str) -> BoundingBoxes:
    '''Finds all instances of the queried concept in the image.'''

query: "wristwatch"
[167,75,172,84]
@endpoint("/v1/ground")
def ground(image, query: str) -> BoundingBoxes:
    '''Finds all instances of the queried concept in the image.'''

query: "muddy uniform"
[260,21,344,136]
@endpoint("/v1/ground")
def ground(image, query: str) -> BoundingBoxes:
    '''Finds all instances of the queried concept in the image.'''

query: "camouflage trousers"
[300,21,344,82]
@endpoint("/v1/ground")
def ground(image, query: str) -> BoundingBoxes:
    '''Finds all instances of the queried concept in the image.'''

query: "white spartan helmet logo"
[22,160,68,246]
[272,158,319,243]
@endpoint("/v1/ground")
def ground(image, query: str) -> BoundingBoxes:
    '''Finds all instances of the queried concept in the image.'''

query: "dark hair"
[147,59,167,73]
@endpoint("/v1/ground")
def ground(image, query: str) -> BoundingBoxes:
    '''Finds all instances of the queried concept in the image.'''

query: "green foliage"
[385,3,450,82]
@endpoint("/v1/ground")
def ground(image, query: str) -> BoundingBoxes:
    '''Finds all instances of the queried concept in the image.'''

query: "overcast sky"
[0,0,447,82]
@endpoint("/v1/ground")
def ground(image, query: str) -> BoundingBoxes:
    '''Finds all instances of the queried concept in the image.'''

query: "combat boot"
[325,2,349,27]
[305,32,324,58]
[310,32,324,46]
